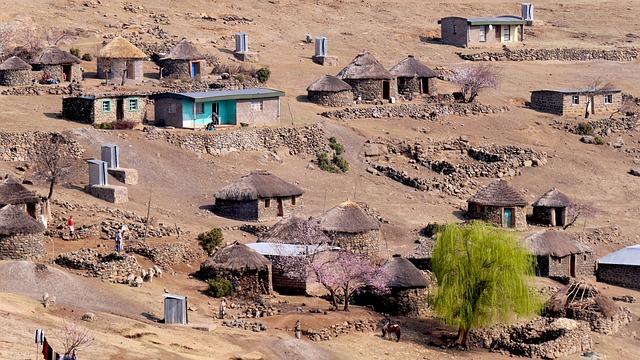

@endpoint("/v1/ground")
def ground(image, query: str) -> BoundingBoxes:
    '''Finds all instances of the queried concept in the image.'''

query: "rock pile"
[321,102,508,121]
[578,226,634,247]
[127,241,204,271]
[237,303,280,319]
[144,124,328,157]
[305,319,377,341]
[222,320,266,332]
[55,249,142,285]
[0,83,83,96]
[458,48,639,62]
[555,116,639,137]
[0,132,84,162]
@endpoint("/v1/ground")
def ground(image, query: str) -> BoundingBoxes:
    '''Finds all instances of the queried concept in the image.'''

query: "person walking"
[67,216,75,238]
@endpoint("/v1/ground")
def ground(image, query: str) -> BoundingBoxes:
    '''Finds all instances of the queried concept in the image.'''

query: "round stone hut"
[317,201,381,256]
[0,56,32,86]
[378,254,430,316]
[258,215,331,245]
[306,75,353,107]
[158,39,206,80]
[97,36,147,82]
[337,52,395,102]
[29,47,81,83]
[0,176,42,219]
[199,242,272,297]
[0,205,46,260]
[525,230,594,279]
[467,180,528,229]
[532,188,572,227]
[389,55,438,96]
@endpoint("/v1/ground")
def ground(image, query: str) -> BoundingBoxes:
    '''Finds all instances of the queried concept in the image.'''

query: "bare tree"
[44,28,76,47]
[579,78,616,119]
[32,135,77,200]
[450,63,499,103]
[0,23,17,57]
[563,203,598,230]
[610,97,640,119]
[57,323,94,356]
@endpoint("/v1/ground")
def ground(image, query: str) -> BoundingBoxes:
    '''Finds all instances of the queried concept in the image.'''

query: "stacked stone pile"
[55,249,142,285]
[555,117,639,137]
[237,303,280,319]
[222,320,267,332]
[0,132,83,162]
[458,48,639,62]
[321,102,508,121]
[126,241,204,271]
[305,319,378,341]
[578,226,634,247]
[0,83,83,96]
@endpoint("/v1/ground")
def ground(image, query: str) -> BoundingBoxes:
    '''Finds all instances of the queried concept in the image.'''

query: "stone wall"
[0,233,47,260]
[532,206,567,227]
[267,256,307,295]
[307,90,353,107]
[199,268,272,297]
[343,78,395,102]
[37,64,82,83]
[214,199,259,221]
[0,69,33,86]
[326,230,381,256]
[322,101,509,121]
[97,58,143,82]
[256,196,301,222]
[440,17,469,47]
[542,253,595,278]
[0,83,82,96]
[92,97,148,124]
[597,264,640,290]
[467,204,527,229]
[459,48,640,61]
[0,131,84,162]
[160,59,204,80]
[374,288,428,317]
[396,77,437,95]
[531,91,565,115]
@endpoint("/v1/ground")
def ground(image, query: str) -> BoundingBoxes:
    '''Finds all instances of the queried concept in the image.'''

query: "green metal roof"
[467,16,526,26]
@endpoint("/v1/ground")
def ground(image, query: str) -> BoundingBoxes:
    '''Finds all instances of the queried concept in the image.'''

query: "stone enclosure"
[459,48,640,62]
[0,233,47,260]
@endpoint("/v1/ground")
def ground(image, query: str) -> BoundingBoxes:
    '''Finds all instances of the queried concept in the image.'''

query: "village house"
[525,230,594,279]
[306,74,354,107]
[337,52,396,102]
[214,171,303,222]
[467,179,528,229]
[389,55,438,96]
[316,201,381,256]
[530,89,623,117]
[0,176,43,220]
[378,255,430,316]
[0,56,32,86]
[0,205,46,260]
[29,47,82,83]
[158,39,206,80]
[199,242,272,297]
[97,36,147,82]
[257,215,331,245]
[152,88,284,128]
[62,94,148,125]
[597,245,640,290]
[438,15,526,48]
[532,188,572,227]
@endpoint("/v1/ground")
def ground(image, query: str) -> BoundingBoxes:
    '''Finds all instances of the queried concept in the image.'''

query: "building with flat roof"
[438,15,526,48]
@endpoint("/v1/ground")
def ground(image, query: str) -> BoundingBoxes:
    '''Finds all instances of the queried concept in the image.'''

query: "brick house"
[530,89,622,117]
[597,245,640,290]
[152,88,284,128]
[467,179,528,229]
[438,16,526,48]
[337,52,396,102]
[62,94,148,125]
[525,230,594,279]
[532,188,572,227]
[389,55,438,96]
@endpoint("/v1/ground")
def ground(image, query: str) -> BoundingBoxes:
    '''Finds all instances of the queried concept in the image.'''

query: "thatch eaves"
[99,36,147,59]
[533,188,572,208]
[317,201,381,234]
[468,179,528,207]
[389,55,438,78]
[383,255,429,289]
[29,47,81,65]
[161,39,204,61]
[200,242,271,272]
[0,56,32,71]
[0,177,40,205]
[258,215,331,245]
[525,230,592,257]
[337,52,393,80]
[0,205,45,236]
[307,75,352,92]
[215,171,304,201]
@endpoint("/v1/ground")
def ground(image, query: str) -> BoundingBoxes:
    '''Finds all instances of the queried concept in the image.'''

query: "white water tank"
[521,3,534,25]
[101,144,120,169]
[87,159,108,186]
[314,37,328,57]
[235,32,249,53]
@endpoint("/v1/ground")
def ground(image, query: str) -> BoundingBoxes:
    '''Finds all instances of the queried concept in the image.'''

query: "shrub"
[198,228,224,255]
[329,137,345,155]
[81,53,93,61]
[317,152,338,173]
[113,121,137,130]
[332,155,349,172]
[94,122,114,130]
[207,278,233,297]
[69,48,80,57]
[575,122,594,136]
[420,223,446,238]
[256,67,271,83]
[594,136,605,145]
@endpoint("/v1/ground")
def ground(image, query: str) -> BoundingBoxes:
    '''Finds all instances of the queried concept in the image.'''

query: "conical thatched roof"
[258,215,331,244]
[337,52,393,80]
[0,205,45,236]
[533,188,572,208]
[317,201,381,233]
[215,171,304,201]
[161,39,204,61]
[468,180,528,207]
[29,47,80,65]
[525,230,592,257]
[389,55,438,78]
[307,75,352,92]
[99,36,147,59]
[0,177,40,205]
[0,56,32,71]
[383,255,429,289]
[200,242,271,272]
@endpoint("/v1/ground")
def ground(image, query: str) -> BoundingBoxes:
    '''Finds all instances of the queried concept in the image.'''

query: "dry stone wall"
[322,101,508,121]
[0,234,47,260]
[459,48,640,61]
[0,83,83,96]
[0,132,84,162]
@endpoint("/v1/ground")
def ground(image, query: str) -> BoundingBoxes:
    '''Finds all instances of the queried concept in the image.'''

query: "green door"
[218,100,237,125]
[503,208,514,228]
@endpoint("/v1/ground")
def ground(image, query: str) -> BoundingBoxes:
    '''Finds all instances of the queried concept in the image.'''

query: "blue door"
[191,62,200,79]
[503,208,514,228]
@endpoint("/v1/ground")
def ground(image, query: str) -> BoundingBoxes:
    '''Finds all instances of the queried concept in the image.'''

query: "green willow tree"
[430,222,541,348]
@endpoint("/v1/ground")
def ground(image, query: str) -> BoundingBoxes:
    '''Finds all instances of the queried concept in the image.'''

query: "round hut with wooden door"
[97,36,147,82]
[306,74,353,107]
[159,38,206,80]
[0,205,47,260]
[0,56,32,86]
[532,188,572,227]
[378,254,431,316]
[525,230,594,279]
[337,52,396,102]
[199,242,272,297]
[317,201,381,256]
[467,179,528,229]
[389,55,438,96]
[0,176,43,220]
[29,47,81,83]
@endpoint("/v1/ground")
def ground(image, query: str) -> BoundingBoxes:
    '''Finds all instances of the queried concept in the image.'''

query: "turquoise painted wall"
[218,100,237,125]
[180,99,237,127]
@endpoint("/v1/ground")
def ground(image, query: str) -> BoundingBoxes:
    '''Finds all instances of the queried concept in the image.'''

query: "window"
[168,103,176,114]
[196,103,205,114]
[571,95,580,105]
[502,26,511,41]
[128,98,139,112]
[251,100,263,112]
[264,199,270,208]
[558,258,562,264]
[479,26,487,42]
[102,100,111,113]
[604,94,613,104]
[584,255,587,261]
[291,196,296,206]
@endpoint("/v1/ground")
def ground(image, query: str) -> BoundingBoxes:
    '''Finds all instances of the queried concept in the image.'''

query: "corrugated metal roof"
[164,293,187,300]
[531,89,622,95]
[246,242,339,257]
[598,245,640,266]
[154,88,285,103]
[467,16,526,25]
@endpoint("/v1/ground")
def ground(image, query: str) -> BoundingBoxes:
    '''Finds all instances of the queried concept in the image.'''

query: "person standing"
[294,320,301,339]
[115,229,123,253]
[218,299,226,319]
[67,216,75,238]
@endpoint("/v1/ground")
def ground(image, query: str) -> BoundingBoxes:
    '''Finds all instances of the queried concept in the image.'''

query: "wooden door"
[126,61,135,80]
[116,98,124,121]
[382,81,390,99]
[277,199,284,217]
[570,254,576,277]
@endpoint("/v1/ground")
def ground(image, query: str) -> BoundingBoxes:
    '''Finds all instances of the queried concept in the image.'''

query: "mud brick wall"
[307,90,354,107]
[397,77,437,95]
[531,91,565,115]
[0,69,33,86]
[440,17,469,47]
[236,98,281,126]
[344,78,396,102]
[97,58,143,82]
[597,263,640,290]
[326,230,381,256]
[256,196,301,222]
[0,233,47,260]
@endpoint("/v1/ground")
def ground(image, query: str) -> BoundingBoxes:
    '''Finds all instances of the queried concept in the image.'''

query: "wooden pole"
[143,189,152,241]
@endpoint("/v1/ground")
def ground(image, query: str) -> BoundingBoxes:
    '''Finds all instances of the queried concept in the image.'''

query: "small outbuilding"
[467,180,528,229]
[525,230,594,279]
[532,188,572,227]
[317,201,381,255]
[97,36,147,82]
[29,47,82,83]
[0,205,47,260]
[0,56,32,86]
[199,242,272,297]
[214,171,303,222]
[530,89,622,117]
[597,245,640,290]
[389,55,438,96]
[337,52,396,102]
[0,176,42,219]
[159,39,206,80]
[257,215,331,245]
[306,75,353,107]
[438,16,526,48]
[379,254,430,316]
[163,294,188,325]
[62,94,147,125]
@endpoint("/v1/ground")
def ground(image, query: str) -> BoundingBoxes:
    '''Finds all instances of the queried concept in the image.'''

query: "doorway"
[116,98,124,121]
[277,199,284,217]
[420,78,429,94]
[382,81,390,100]
[62,65,72,82]
[554,208,565,227]
[126,61,135,80]
[570,254,576,277]
[191,61,201,79]
[503,208,515,228]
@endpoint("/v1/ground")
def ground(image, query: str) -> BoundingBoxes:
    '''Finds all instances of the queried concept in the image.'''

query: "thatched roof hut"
[383,255,429,289]
[201,242,271,272]
[468,180,527,207]
[533,188,572,208]
[337,52,393,80]
[258,215,331,245]
[0,177,40,206]
[525,230,592,258]
[317,201,381,234]
[29,47,81,65]
[215,171,303,202]
[389,55,438,78]
[161,39,204,61]
[99,37,147,59]
[307,75,353,107]
[307,75,352,92]
[0,205,45,236]
[0,56,32,71]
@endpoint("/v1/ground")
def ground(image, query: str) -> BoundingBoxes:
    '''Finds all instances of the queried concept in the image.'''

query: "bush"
[81,53,93,61]
[594,136,605,145]
[256,67,271,83]
[69,48,80,57]
[198,228,224,255]
[206,278,233,298]
[317,152,338,173]
[95,121,137,130]
[575,122,594,136]
[420,223,446,238]
[332,155,349,172]
[94,122,114,130]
